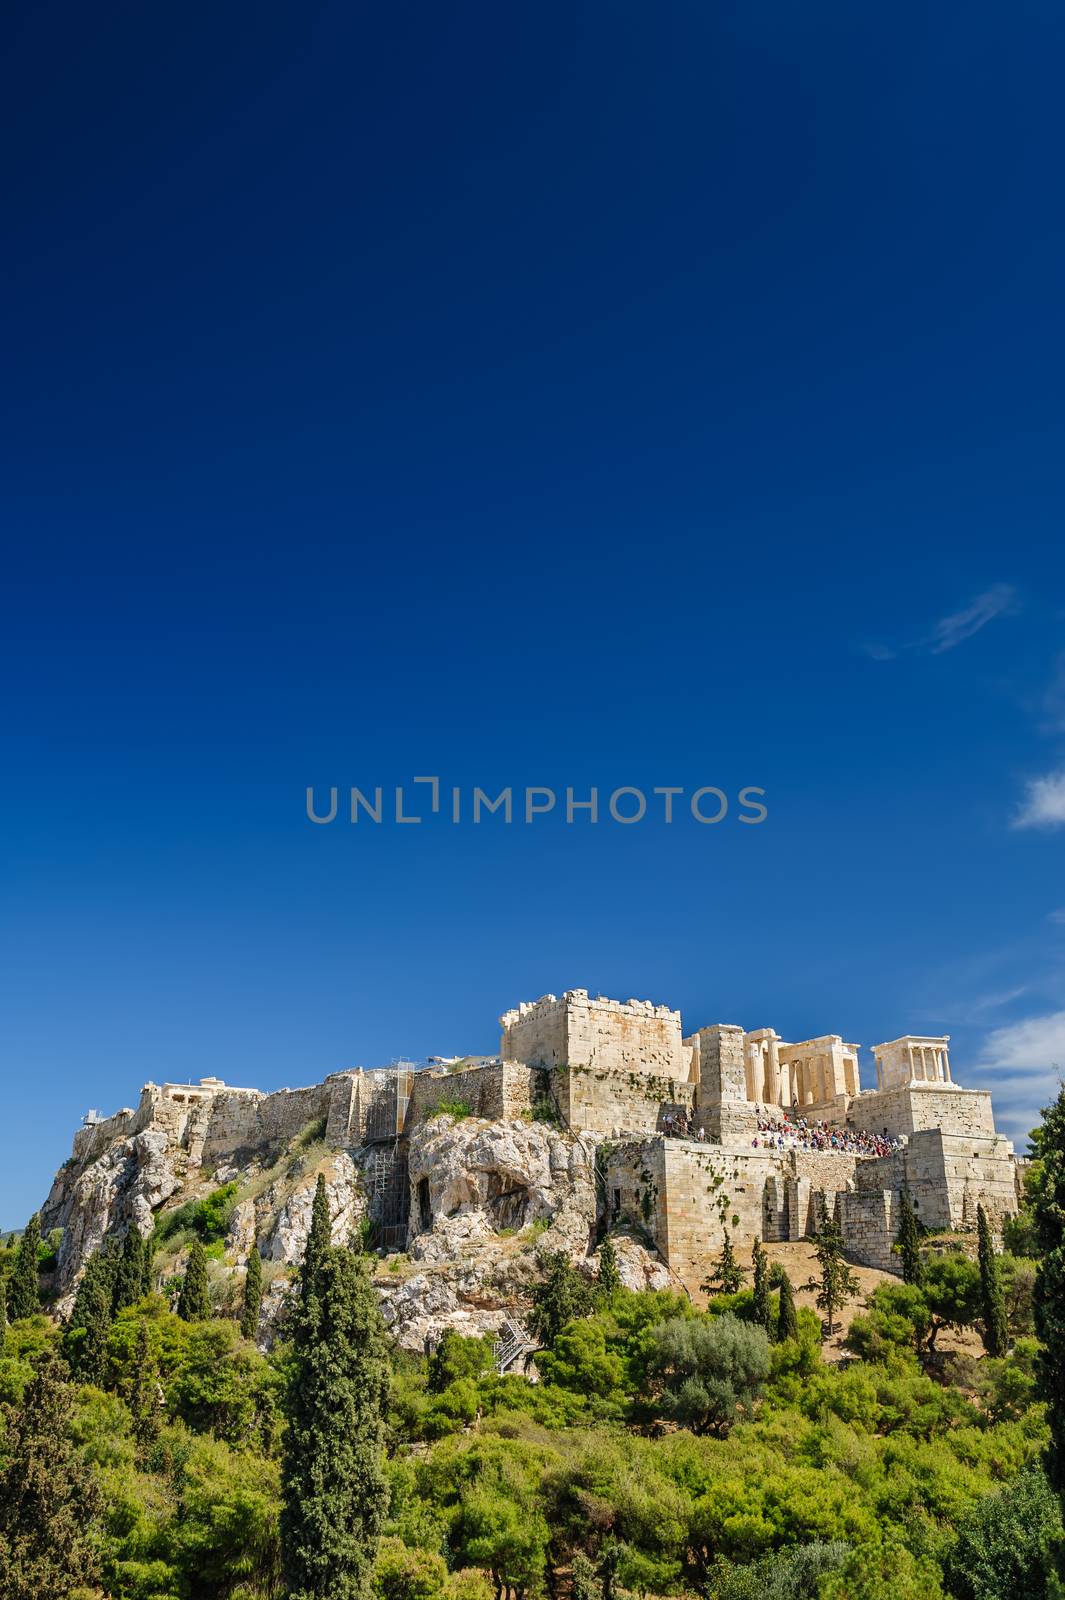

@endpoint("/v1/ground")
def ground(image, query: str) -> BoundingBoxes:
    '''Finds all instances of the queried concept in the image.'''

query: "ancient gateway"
[51,989,1020,1300]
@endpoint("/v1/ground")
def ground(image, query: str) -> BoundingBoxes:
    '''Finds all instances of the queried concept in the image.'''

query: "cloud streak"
[864,584,1017,661]
[1013,770,1065,830]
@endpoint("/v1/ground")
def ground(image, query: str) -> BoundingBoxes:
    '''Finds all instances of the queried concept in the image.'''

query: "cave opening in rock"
[487,1174,530,1232]
[417,1176,432,1231]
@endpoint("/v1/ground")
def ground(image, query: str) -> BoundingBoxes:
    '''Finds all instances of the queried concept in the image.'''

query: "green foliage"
[112,1228,147,1316]
[923,1253,982,1349]
[707,1541,848,1599]
[1003,1206,1040,1260]
[282,1229,390,1600]
[942,1466,1064,1600]
[428,1331,495,1394]
[775,1271,799,1343]
[751,1241,772,1338]
[65,1248,117,1383]
[176,1239,211,1322]
[645,1313,770,1434]
[126,1322,163,1452]
[241,1246,263,1342]
[154,1181,240,1247]
[845,1282,932,1362]
[7,1214,42,1322]
[896,1188,925,1286]
[1032,1084,1065,1496]
[528,1252,595,1348]
[977,1206,1009,1358]
[427,1100,473,1121]
[597,1236,621,1297]
[0,1351,103,1599]
[703,1230,746,1296]
[809,1194,860,1336]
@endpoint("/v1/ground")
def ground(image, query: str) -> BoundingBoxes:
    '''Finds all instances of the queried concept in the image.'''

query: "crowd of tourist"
[750,1112,904,1156]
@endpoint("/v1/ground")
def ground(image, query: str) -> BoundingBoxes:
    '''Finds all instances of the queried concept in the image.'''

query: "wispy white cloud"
[864,583,1018,661]
[1013,770,1065,830]
[924,584,1019,654]
[977,1008,1065,1083]
[1048,909,1065,925]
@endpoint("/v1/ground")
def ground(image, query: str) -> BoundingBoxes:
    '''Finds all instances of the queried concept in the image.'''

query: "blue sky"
[3,2,1065,1226]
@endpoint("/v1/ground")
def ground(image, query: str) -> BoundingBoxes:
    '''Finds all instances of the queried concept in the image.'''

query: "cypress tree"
[752,1240,772,1336]
[281,1243,390,1600]
[776,1270,800,1342]
[810,1193,859,1337]
[1033,1085,1065,1495]
[529,1251,595,1346]
[7,1215,42,1322]
[0,1351,103,1599]
[126,1322,163,1452]
[111,1228,145,1314]
[241,1245,263,1341]
[978,1204,1009,1357]
[140,1232,156,1297]
[895,1188,924,1286]
[64,1252,116,1385]
[702,1229,745,1296]
[0,1274,7,1339]
[176,1239,211,1321]
[301,1175,331,1309]
[597,1235,620,1297]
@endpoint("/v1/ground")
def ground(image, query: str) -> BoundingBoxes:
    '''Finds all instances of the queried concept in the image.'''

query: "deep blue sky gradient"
[3,1,1065,1223]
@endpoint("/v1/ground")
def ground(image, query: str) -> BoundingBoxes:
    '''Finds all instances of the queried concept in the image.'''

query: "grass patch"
[427,1098,472,1121]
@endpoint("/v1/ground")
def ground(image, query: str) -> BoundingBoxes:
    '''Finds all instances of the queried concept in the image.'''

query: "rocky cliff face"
[40,1093,679,1344]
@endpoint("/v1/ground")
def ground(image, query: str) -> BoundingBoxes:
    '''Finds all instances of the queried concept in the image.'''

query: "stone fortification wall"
[850,1082,995,1140]
[557,1065,696,1136]
[501,989,685,1078]
[409,1061,539,1125]
[604,1138,865,1284]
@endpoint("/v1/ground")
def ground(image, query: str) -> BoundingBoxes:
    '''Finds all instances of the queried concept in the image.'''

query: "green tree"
[126,1321,163,1451]
[808,1195,859,1337]
[0,1352,102,1600]
[895,1188,924,1286]
[7,1215,42,1322]
[751,1241,772,1337]
[427,1329,494,1393]
[597,1236,621,1297]
[241,1245,263,1341]
[111,1227,146,1314]
[923,1253,981,1351]
[943,1466,1064,1600]
[177,1238,212,1322]
[0,1273,7,1341]
[703,1230,745,1296]
[302,1174,332,1308]
[645,1312,769,1434]
[63,1250,115,1384]
[528,1251,595,1347]
[1033,1085,1065,1496]
[281,1244,390,1599]
[977,1205,1009,1357]
[775,1270,799,1343]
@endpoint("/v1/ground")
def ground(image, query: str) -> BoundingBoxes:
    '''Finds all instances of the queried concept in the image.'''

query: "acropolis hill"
[41,988,1022,1347]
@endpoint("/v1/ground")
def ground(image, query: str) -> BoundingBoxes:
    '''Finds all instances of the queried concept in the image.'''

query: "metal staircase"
[493,1315,538,1375]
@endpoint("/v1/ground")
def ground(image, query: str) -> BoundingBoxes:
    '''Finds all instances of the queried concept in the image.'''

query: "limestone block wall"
[408,1061,539,1127]
[559,1066,696,1136]
[840,1190,899,1271]
[852,1083,995,1140]
[604,1137,872,1282]
[689,1025,756,1140]
[501,989,685,1078]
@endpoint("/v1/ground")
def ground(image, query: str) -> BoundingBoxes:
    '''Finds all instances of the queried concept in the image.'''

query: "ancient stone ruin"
[40,986,1021,1346]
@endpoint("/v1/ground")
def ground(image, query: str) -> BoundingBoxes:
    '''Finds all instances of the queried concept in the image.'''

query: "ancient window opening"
[612,1188,622,1219]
